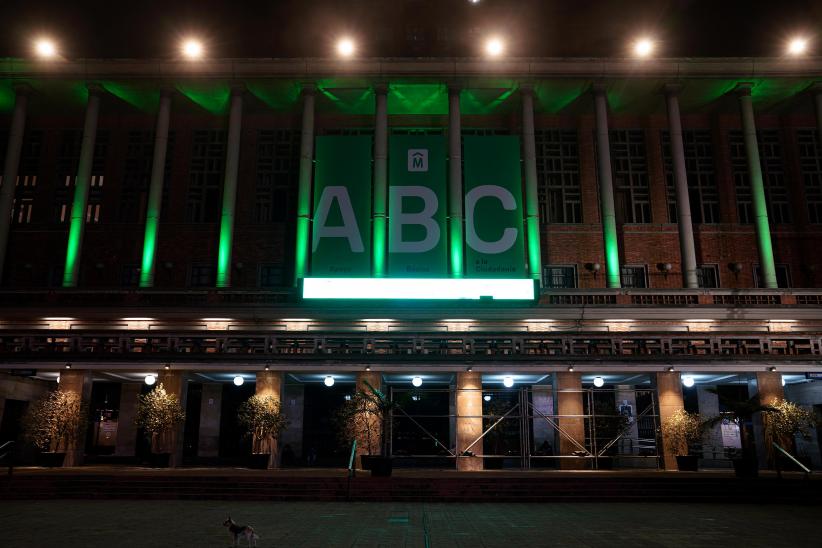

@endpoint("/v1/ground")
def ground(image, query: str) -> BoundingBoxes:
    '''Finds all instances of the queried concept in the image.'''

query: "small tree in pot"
[134,383,185,467]
[238,394,289,469]
[661,409,704,471]
[765,398,819,469]
[336,380,396,476]
[23,389,88,467]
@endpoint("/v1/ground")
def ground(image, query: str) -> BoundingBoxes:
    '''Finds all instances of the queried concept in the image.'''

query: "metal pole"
[736,84,777,288]
[448,85,464,278]
[664,86,699,288]
[216,86,244,288]
[592,86,621,288]
[521,86,543,284]
[372,84,388,277]
[293,85,316,285]
[63,85,101,287]
[139,89,172,288]
[0,85,29,283]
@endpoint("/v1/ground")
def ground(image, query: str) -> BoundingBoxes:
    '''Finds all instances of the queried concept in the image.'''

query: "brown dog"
[223,516,259,547]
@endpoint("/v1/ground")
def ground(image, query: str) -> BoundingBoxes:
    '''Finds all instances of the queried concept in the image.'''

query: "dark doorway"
[86,382,121,455]
[219,382,254,463]
[183,383,202,463]
[390,387,452,468]
[0,399,38,464]
[302,383,350,467]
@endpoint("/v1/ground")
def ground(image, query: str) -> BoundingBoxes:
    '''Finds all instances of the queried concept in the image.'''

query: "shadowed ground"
[0,500,819,547]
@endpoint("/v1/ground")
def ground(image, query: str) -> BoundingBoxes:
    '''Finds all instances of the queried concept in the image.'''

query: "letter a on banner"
[311,136,372,276]
[463,135,525,277]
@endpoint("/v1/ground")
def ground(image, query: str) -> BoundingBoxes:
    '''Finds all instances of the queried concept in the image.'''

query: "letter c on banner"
[465,185,518,254]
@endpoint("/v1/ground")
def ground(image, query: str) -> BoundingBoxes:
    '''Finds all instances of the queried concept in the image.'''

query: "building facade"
[1,57,821,470]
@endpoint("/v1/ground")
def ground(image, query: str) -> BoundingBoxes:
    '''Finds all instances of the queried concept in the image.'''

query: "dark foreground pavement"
[0,500,818,547]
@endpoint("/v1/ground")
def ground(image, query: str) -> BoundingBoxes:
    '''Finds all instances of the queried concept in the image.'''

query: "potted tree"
[336,380,396,476]
[134,383,185,468]
[765,398,818,470]
[703,388,778,478]
[661,409,704,471]
[237,394,289,469]
[23,389,88,467]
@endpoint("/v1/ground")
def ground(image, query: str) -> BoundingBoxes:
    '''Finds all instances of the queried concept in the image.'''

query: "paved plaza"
[1,500,819,547]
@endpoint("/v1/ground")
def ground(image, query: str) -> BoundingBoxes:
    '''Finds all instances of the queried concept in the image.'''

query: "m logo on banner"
[408,149,428,172]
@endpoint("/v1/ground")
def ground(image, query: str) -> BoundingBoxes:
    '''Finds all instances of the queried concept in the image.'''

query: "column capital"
[447,83,462,96]
[590,83,608,96]
[86,82,104,97]
[373,82,389,95]
[733,82,754,97]
[299,82,317,96]
[519,83,535,96]
[662,83,683,96]
[808,82,822,95]
[158,84,176,99]
[12,82,34,96]
[229,83,246,97]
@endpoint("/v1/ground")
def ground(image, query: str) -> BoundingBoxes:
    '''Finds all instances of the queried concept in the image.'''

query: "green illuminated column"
[593,86,621,288]
[448,85,464,278]
[62,85,101,288]
[293,85,316,284]
[521,85,543,283]
[664,85,698,288]
[0,84,29,283]
[372,84,388,277]
[736,83,777,288]
[139,89,172,288]
[215,86,244,288]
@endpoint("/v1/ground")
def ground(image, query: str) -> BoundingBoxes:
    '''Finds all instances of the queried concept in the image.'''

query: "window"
[119,130,175,222]
[7,130,43,225]
[189,264,215,287]
[254,130,300,223]
[543,265,577,288]
[186,131,226,222]
[729,130,791,224]
[620,265,648,288]
[54,130,108,223]
[535,130,581,223]
[661,130,719,224]
[754,264,792,288]
[259,264,284,288]
[796,129,822,223]
[610,130,651,223]
[696,264,720,288]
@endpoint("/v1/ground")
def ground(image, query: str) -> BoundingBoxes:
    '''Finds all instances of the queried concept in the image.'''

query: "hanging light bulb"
[503,376,514,388]
[682,376,695,388]
[144,374,156,386]
[593,376,605,388]
[324,375,335,387]
[233,376,244,386]
[412,376,423,387]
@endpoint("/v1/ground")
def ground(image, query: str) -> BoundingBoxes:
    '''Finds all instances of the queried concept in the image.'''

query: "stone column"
[664,85,699,288]
[157,370,187,467]
[655,371,685,470]
[592,86,621,288]
[256,370,284,468]
[63,85,101,287]
[0,84,29,283]
[279,383,304,463]
[736,83,777,288]
[753,370,785,468]
[521,85,543,283]
[58,369,92,466]
[197,383,222,458]
[448,85,464,277]
[293,85,316,284]
[114,383,141,457]
[354,371,383,464]
[216,86,244,288]
[554,372,586,469]
[139,89,172,288]
[456,371,483,471]
[372,84,388,277]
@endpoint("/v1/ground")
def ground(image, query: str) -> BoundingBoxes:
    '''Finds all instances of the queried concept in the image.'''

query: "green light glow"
[526,217,541,280]
[294,216,310,281]
[461,87,517,115]
[603,220,621,288]
[216,218,232,287]
[62,212,84,287]
[246,80,301,111]
[317,86,374,114]
[139,214,158,287]
[372,217,387,277]
[176,83,231,114]
[0,82,14,112]
[101,81,159,112]
[532,82,587,114]
[449,221,463,278]
[303,277,534,300]
[388,83,448,115]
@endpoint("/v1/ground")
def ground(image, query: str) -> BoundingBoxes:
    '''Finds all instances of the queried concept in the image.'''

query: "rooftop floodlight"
[182,38,204,59]
[682,376,695,388]
[593,376,605,388]
[324,375,335,387]
[337,37,355,57]
[233,375,244,387]
[485,36,504,57]
[787,36,808,56]
[145,374,156,386]
[633,37,654,58]
[34,38,57,58]
[503,375,514,388]
[412,376,423,387]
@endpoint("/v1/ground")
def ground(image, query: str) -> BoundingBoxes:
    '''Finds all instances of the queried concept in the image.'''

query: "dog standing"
[223,516,259,547]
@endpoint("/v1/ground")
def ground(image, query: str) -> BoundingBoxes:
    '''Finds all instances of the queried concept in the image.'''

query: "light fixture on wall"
[503,376,514,388]
[412,376,423,387]
[657,263,673,279]
[682,376,695,388]
[324,375,335,387]
[144,374,156,386]
[593,376,605,388]
[729,262,743,281]
[233,376,244,386]
[585,263,602,280]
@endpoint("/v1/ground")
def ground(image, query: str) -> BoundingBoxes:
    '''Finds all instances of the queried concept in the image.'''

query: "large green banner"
[388,134,447,277]
[311,136,372,276]
[463,135,525,277]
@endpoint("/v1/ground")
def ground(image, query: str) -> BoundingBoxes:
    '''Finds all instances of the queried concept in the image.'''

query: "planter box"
[675,455,699,472]
[148,453,171,468]
[37,452,66,467]
[248,453,270,470]
[361,455,393,477]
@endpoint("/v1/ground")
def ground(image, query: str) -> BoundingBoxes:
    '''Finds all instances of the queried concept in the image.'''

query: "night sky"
[0,0,821,58]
